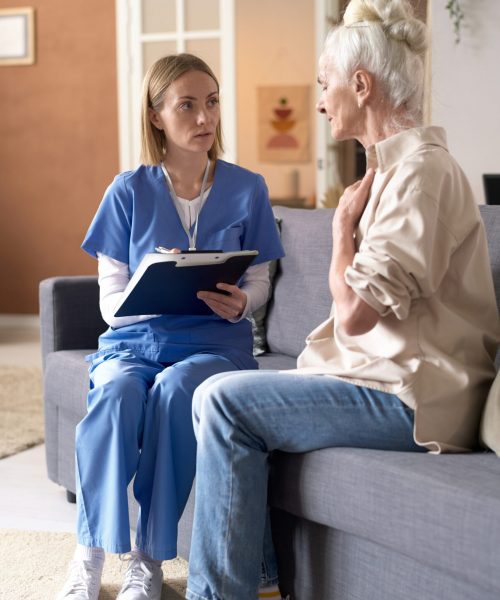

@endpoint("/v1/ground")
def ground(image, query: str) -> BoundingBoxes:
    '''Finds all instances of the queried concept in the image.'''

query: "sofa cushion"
[480,205,500,312]
[250,218,282,356]
[479,205,500,367]
[480,370,500,455]
[269,448,500,594]
[266,207,334,358]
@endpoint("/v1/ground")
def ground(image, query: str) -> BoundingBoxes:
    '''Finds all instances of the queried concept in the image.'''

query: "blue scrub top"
[82,160,285,368]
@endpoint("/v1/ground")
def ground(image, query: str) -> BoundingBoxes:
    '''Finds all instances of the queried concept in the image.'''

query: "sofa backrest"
[268,205,500,360]
[480,205,500,368]
[267,207,334,357]
[481,205,500,314]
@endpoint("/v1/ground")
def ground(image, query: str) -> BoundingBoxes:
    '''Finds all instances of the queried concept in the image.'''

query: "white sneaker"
[116,551,163,600]
[56,558,103,600]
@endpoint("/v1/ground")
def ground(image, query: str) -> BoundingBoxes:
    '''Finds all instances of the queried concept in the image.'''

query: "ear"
[148,108,163,130]
[351,69,373,106]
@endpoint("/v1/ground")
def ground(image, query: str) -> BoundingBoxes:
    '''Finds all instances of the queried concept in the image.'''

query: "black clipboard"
[114,250,259,317]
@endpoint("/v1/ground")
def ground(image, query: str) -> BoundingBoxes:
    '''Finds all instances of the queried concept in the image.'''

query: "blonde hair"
[324,0,427,127]
[140,53,224,165]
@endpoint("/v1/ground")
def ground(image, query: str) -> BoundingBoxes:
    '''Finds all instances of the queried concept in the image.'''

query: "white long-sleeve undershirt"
[97,254,271,329]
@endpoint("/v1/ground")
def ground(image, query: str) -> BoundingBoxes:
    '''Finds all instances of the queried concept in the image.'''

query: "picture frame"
[0,7,35,66]
[257,85,311,164]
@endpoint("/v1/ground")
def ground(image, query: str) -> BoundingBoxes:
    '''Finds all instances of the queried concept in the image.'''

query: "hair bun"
[343,0,427,54]
[385,18,427,54]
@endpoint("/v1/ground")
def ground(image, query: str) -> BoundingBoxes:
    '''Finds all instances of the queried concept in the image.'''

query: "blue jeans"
[186,371,425,600]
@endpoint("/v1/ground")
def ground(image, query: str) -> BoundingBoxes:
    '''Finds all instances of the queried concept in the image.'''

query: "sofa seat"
[269,448,500,598]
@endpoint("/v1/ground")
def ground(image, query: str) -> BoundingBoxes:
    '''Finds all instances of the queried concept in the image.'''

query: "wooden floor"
[0,315,77,533]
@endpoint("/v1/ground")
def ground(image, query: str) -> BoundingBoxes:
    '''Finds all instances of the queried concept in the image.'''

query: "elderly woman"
[185,1,500,599]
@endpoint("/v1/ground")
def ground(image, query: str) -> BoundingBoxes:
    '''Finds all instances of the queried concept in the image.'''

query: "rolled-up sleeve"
[345,251,417,319]
[344,183,457,321]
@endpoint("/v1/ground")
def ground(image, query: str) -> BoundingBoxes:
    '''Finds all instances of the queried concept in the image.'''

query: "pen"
[155,247,224,254]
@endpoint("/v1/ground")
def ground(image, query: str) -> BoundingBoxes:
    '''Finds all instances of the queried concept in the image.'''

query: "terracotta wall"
[0,0,118,313]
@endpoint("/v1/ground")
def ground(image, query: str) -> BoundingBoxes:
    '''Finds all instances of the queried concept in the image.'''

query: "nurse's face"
[149,69,220,157]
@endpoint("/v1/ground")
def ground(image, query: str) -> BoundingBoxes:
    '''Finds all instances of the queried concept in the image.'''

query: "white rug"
[0,365,44,459]
[0,529,188,599]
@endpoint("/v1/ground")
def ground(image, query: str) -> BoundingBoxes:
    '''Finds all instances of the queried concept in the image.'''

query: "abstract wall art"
[258,85,311,163]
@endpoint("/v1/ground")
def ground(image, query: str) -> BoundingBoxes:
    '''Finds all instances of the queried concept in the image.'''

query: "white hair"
[323,0,427,127]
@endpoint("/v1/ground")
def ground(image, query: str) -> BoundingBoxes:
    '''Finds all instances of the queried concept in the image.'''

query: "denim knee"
[192,371,241,434]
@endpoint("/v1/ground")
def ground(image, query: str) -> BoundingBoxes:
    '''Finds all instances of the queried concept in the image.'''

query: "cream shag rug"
[0,529,188,599]
[0,365,44,459]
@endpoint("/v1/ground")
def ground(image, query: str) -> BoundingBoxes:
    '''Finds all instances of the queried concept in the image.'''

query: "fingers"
[345,168,375,194]
[333,168,375,232]
[358,167,375,191]
[344,168,375,201]
[214,282,239,295]
[197,284,247,320]
[155,246,182,254]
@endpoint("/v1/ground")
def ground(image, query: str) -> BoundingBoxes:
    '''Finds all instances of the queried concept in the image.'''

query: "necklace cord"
[161,159,211,250]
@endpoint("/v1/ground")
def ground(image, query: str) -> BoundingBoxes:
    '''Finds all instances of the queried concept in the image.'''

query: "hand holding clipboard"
[114,250,259,317]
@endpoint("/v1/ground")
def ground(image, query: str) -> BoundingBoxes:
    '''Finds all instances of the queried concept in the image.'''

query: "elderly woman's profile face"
[317,54,361,143]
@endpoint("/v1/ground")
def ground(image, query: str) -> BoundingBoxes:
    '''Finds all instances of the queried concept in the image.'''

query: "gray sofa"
[40,205,500,600]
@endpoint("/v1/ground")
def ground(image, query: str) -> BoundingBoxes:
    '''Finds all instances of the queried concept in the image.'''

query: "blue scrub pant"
[75,349,247,560]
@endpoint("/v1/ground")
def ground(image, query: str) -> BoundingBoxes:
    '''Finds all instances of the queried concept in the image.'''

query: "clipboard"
[114,250,259,317]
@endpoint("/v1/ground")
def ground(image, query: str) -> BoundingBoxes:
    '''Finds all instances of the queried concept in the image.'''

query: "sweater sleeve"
[227,261,271,323]
[97,253,159,328]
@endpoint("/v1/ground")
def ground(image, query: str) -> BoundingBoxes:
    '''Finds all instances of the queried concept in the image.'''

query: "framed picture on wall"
[0,7,35,66]
[258,85,311,163]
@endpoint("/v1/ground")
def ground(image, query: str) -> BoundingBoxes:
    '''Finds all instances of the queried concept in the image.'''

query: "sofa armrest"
[39,276,107,369]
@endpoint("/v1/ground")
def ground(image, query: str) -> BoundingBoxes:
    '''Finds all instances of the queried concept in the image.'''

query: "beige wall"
[0,0,118,313]
[235,0,317,201]
[430,1,500,204]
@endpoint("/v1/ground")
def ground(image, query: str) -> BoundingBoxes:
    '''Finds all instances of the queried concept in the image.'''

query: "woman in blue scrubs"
[57,53,284,600]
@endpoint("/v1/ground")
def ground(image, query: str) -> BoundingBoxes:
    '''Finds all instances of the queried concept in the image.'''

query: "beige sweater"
[297,126,499,453]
